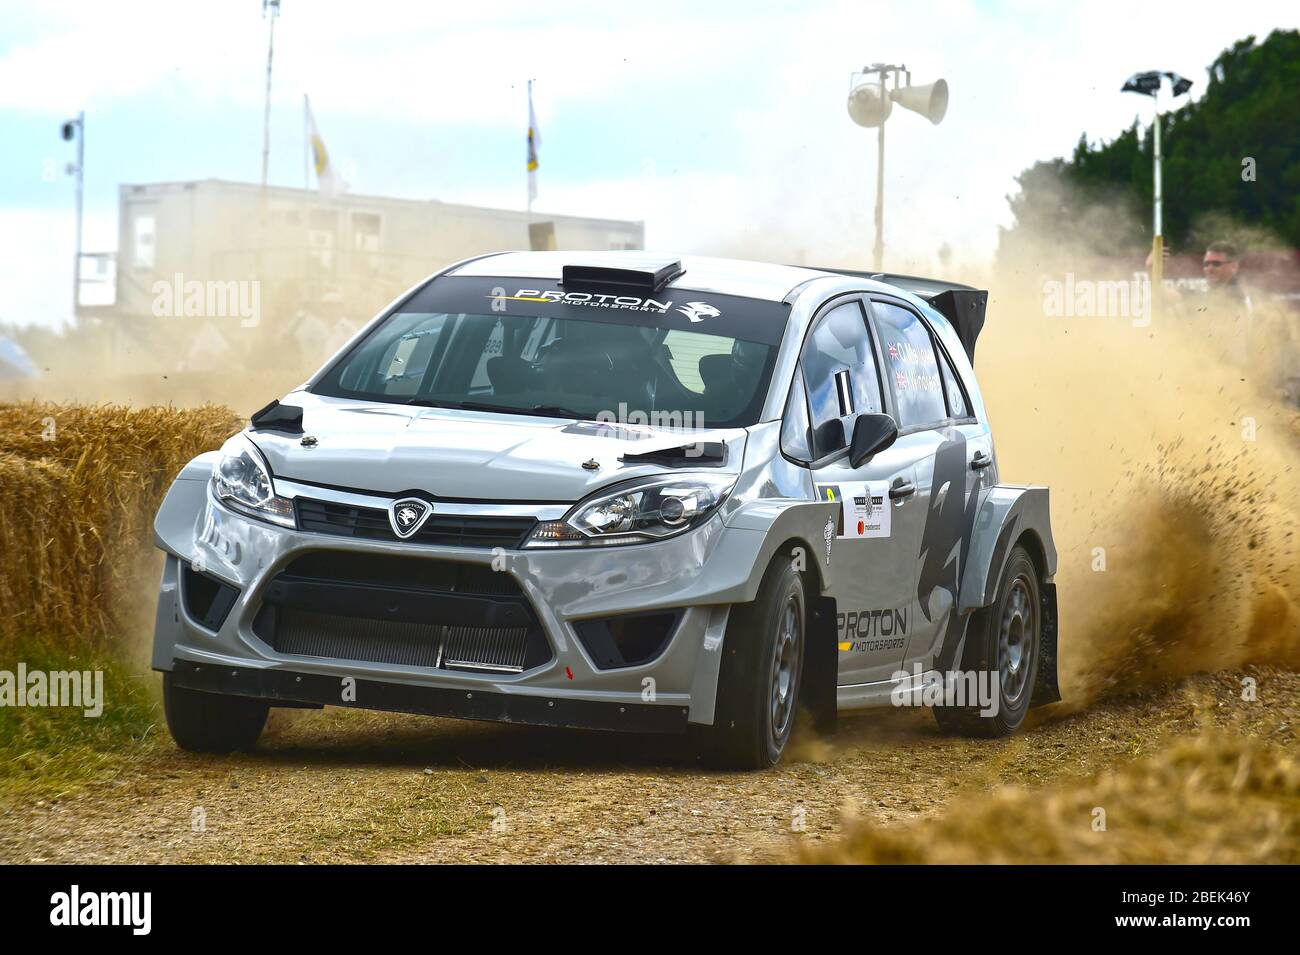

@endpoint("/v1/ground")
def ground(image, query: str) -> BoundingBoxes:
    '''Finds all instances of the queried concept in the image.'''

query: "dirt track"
[4,668,1293,864]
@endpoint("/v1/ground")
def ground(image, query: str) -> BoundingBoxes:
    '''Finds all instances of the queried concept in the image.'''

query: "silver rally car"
[152,251,1059,768]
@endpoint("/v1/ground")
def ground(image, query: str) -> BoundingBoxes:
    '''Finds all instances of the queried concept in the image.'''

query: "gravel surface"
[4,668,1292,864]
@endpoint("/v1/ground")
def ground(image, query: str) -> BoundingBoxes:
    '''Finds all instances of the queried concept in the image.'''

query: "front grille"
[443,625,531,672]
[254,553,551,673]
[295,496,537,549]
[274,608,446,668]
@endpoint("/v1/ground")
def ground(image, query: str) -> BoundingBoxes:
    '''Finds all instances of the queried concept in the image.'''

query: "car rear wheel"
[933,545,1040,738]
[706,556,806,769]
[163,672,269,753]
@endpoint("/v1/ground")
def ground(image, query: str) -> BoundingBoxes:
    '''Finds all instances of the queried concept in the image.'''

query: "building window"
[308,209,338,271]
[133,214,156,270]
[352,212,381,252]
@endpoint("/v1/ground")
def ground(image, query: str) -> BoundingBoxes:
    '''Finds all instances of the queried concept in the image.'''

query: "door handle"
[889,478,915,500]
[970,451,993,471]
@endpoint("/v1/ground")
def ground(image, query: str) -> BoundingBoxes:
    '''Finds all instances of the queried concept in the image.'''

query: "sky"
[1,0,1294,329]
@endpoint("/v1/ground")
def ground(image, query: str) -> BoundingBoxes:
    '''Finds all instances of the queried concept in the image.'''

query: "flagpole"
[1151,88,1163,289]
[526,79,534,225]
[303,95,309,189]
[302,95,310,295]
[261,0,279,191]
[259,0,281,288]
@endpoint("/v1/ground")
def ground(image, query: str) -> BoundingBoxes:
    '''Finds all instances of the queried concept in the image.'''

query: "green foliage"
[1001,30,1300,258]
[0,638,161,800]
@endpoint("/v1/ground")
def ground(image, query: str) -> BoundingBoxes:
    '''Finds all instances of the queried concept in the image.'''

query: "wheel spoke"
[769,595,800,739]
[997,576,1037,705]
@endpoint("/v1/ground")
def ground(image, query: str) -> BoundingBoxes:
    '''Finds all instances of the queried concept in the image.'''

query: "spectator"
[1201,240,1253,312]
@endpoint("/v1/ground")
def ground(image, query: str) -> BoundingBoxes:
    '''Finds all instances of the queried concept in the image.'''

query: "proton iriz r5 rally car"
[152,252,1060,769]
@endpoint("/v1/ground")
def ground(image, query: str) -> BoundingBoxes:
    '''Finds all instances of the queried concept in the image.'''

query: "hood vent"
[561,257,683,292]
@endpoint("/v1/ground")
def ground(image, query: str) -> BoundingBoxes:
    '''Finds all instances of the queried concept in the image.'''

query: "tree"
[999,29,1300,261]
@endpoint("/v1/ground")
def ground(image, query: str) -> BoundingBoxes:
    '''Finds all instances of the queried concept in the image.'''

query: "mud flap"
[803,592,839,733]
[1031,581,1060,706]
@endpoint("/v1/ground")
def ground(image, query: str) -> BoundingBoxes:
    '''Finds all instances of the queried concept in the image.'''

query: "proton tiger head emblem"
[389,497,433,539]
[676,301,720,323]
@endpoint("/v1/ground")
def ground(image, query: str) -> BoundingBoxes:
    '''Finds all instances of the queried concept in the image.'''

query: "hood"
[250,392,747,502]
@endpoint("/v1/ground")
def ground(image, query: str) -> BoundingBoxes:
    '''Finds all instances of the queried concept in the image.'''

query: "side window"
[800,300,883,458]
[872,301,947,429]
[937,346,970,419]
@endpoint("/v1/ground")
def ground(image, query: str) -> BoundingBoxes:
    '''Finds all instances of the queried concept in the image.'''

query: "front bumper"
[169,660,690,733]
[152,471,775,731]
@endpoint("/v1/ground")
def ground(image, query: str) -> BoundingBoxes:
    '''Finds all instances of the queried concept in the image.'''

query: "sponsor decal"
[490,289,672,314]
[817,481,890,539]
[823,516,835,565]
[837,607,908,653]
[676,301,721,323]
[489,289,723,320]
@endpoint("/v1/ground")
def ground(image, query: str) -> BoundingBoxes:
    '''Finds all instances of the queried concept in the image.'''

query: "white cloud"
[0,206,116,329]
[1,0,1294,328]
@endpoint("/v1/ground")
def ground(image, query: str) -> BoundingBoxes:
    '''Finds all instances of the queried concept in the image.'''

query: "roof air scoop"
[562,257,683,293]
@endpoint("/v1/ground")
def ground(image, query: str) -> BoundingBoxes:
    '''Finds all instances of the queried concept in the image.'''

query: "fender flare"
[720,497,843,600]
[959,484,1056,610]
[718,498,843,728]
[957,484,1061,706]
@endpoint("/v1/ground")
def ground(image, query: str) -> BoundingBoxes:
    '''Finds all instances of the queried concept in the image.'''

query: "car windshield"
[312,309,778,428]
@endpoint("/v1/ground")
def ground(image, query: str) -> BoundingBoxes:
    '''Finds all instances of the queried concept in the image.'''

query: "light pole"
[848,64,948,271]
[61,113,84,325]
[261,0,280,190]
[1122,70,1193,289]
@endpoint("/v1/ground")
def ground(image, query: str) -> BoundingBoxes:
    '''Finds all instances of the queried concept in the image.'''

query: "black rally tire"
[933,545,1040,738]
[163,672,269,753]
[707,557,807,770]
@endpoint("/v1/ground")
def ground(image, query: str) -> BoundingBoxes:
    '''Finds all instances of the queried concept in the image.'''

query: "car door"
[794,297,919,687]
[868,297,987,675]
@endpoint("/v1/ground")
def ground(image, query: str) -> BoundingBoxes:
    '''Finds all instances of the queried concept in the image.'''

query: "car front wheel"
[163,672,269,753]
[707,556,806,769]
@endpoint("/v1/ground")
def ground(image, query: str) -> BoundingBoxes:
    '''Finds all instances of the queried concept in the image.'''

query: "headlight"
[524,473,736,547]
[211,435,295,528]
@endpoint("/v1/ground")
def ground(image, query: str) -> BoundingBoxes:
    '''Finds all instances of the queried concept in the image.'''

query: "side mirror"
[849,413,899,469]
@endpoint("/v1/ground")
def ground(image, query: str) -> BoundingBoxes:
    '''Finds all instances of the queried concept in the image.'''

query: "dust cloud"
[976,233,1300,708]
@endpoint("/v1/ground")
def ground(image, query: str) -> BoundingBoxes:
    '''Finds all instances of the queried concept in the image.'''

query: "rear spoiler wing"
[810,268,988,362]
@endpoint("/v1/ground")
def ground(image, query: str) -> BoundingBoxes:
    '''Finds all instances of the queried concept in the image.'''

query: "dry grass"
[0,402,240,652]
[794,729,1300,864]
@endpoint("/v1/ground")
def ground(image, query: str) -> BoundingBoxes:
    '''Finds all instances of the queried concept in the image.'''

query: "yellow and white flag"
[305,95,345,198]
[526,80,540,205]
